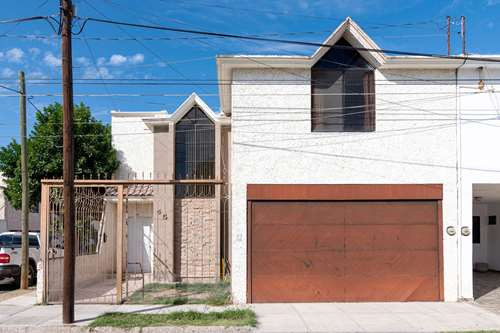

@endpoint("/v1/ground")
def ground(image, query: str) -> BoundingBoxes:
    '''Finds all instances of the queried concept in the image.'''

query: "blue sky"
[1,0,500,146]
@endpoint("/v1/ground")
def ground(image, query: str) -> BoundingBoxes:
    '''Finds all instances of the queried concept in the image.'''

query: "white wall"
[472,203,488,264]
[111,113,157,179]
[460,66,500,299]
[0,185,7,233]
[486,203,500,271]
[1,184,38,232]
[230,67,460,302]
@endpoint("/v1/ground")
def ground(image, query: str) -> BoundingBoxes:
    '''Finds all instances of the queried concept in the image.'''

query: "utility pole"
[61,0,75,324]
[19,71,29,290]
[461,16,466,55]
[446,16,451,56]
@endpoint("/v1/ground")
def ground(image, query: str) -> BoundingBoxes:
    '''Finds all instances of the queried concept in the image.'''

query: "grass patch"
[127,281,231,306]
[89,309,257,328]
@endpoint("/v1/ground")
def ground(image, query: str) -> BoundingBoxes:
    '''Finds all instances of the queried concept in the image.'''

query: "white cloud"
[6,48,24,63]
[129,53,144,64]
[109,54,127,66]
[82,66,113,79]
[108,53,145,66]
[28,47,40,56]
[1,68,15,78]
[76,56,90,66]
[29,71,47,79]
[43,52,61,67]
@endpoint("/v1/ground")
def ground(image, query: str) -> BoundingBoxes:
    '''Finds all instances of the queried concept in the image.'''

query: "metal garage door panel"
[252,250,344,275]
[252,201,344,225]
[344,201,437,225]
[249,200,440,302]
[345,225,438,251]
[252,274,345,302]
[252,224,344,251]
[343,275,439,301]
[345,250,438,276]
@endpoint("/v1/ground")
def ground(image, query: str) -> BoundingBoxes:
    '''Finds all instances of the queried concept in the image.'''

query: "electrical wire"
[78,16,500,63]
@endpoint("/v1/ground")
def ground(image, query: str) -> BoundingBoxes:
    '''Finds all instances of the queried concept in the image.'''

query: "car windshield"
[0,235,22,247]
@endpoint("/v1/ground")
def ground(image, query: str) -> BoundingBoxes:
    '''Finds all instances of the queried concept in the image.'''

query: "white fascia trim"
[382,56,500,69]
[169,92,220,124]
[310,17,385,68]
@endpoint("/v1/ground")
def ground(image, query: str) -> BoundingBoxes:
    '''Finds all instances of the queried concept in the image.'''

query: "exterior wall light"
[461,226,471,236]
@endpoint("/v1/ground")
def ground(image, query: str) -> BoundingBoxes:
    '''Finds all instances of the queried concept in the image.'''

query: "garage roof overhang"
[247,184,443,201]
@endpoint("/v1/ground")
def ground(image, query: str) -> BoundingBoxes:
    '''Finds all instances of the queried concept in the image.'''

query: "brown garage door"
[247,185,443,303]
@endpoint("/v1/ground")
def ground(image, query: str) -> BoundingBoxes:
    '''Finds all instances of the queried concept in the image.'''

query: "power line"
[0,91,495,97]
[78,16,500,63]
[1,77,500,83]
[0,15,50,24]
[174,0,442,30]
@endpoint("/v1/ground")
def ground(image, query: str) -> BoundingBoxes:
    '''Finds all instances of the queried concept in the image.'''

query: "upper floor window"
[311,38,375,132]
[175,106,215,198]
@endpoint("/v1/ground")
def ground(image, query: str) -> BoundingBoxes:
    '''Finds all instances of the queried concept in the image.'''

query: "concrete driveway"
[252,302,500,332]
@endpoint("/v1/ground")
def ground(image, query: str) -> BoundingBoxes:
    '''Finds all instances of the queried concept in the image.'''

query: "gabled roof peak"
[169,92,218,124]
[311,17,385,68]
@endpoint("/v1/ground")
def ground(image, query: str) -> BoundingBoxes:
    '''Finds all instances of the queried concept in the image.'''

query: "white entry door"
[127,217,152,273]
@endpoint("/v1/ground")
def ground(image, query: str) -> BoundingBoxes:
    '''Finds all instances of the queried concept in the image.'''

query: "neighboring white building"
[112,93,231,282]
[0,174,39,232]
[0,175,8,233]
[216,17,500,303]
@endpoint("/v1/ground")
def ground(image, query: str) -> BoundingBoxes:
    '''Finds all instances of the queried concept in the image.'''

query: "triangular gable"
[311,17,385,68]
[169,92,219,124]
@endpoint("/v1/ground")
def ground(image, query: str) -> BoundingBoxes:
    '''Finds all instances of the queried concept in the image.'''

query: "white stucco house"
[110,17,500,304]
[215,17,500,303]
[112,93,231,282]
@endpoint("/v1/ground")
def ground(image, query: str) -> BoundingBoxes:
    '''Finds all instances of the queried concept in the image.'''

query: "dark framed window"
[175,106,215,198]
[311,38,375,132]
[489,215,497,225]
[473,216,480,244]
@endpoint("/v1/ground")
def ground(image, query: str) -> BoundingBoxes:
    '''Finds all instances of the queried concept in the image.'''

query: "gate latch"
[446,226,456,236]
[461,226,471,236]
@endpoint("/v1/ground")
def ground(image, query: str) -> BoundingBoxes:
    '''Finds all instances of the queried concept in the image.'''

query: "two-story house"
[112,93,230,282]
[216,17,500,303]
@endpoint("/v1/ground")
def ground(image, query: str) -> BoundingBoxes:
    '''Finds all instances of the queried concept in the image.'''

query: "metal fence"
[39,179,229,304]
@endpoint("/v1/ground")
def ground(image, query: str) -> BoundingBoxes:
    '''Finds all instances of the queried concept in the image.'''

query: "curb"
[0,326,253,333]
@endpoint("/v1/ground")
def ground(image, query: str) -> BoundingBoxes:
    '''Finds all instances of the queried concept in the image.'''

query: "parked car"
[0,232,40,287]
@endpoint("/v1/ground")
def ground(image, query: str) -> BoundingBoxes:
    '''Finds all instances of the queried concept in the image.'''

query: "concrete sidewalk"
[252,302,500,332]
[2,292,500,332]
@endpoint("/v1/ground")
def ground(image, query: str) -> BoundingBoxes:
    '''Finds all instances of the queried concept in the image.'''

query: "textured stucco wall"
[112,115,155,179]
[230,67,460,302]
[460,67,500,299]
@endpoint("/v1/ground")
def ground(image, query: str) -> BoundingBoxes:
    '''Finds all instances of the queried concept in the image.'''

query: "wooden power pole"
[19,71,29,290]
[61,0,75,324]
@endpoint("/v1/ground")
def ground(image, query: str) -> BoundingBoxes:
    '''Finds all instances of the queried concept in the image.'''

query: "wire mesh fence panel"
[43,181,230,305]
[46,185,118,304]
[123,183,230,305]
